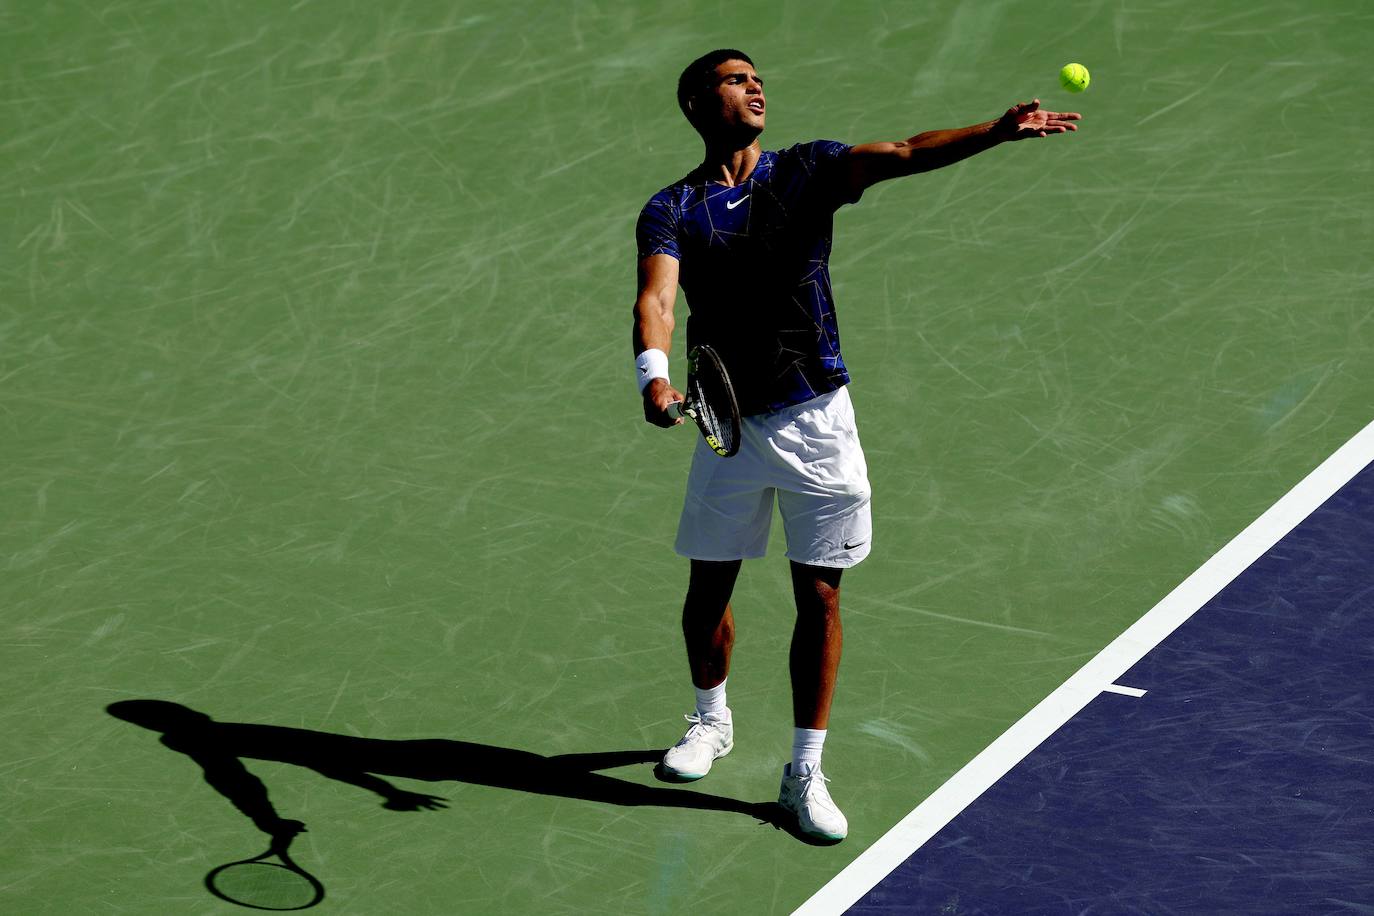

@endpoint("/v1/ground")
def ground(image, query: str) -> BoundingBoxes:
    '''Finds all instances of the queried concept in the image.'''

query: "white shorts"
[675,386,872,568]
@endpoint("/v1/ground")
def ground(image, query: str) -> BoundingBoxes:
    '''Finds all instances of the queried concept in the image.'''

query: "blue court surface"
[840,457,1374,914]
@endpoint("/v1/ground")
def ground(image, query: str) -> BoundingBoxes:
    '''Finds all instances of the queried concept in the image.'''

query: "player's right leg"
[662,559,740,780]
[664,430,774,780]
[683,558,741,690]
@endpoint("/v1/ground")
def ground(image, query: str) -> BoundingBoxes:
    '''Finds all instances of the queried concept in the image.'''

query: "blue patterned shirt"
[636,140,861,415]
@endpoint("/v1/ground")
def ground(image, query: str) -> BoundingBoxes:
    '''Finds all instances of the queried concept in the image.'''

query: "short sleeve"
[635,193,681,261]
[795,140,862,208]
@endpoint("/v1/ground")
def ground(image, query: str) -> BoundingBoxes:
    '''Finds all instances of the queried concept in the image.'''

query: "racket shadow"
[205,831,325,911]
[108,700,783,833]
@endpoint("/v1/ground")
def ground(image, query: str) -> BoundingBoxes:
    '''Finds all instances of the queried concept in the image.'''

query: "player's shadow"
[107,700,789,838]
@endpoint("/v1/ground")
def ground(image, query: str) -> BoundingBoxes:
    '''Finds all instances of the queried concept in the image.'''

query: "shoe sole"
[661,739,733,780]
[778,796,847,841]
[784,811,847,842]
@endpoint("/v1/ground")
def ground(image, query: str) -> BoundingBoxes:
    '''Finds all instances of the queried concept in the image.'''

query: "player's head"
[677,49,765,142]
[107,699,213,732]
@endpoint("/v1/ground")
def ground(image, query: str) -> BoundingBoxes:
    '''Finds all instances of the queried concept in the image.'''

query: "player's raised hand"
[644,378,686,428]
[997,99,1081,140]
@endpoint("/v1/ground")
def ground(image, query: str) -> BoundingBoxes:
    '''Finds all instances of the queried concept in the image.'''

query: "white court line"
[794,417,1374,916]
[1102,683,1148,698]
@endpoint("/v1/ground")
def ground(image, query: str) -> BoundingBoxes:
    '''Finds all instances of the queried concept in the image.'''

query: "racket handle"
[666,401,685,420]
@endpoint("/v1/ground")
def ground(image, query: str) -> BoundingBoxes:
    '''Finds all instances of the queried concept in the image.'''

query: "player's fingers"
[647,406,680,428]
[660,387,686,425]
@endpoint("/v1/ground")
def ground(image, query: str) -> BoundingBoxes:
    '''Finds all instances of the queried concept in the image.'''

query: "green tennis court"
[5,1,1372,912]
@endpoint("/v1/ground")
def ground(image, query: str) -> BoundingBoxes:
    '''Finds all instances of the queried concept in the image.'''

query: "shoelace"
[794,768,834,802]
[677,712,723,745]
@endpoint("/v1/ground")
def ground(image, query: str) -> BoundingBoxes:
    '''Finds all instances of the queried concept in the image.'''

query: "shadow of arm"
[175,741,302,838]
[305,764,447,811]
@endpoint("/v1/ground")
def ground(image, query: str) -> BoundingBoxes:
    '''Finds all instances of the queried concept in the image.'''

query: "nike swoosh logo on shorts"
[726,195,749,210]
[843,538,866,550]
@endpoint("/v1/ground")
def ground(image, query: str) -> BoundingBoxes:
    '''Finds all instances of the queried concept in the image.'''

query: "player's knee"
[794,594,840,622]
[790,564,841,614]
[682,592,731,629]
[683,608,735,649]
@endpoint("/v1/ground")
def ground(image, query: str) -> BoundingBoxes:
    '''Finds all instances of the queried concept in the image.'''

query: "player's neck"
[699,139,762,187]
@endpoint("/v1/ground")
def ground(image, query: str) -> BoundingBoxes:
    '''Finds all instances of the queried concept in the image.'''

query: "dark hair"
[677,49,755,125]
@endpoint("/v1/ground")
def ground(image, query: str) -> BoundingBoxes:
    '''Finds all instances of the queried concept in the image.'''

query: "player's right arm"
[632,253,685,428]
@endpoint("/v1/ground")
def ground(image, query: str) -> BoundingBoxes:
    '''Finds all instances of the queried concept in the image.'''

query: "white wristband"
[635,348,670,393]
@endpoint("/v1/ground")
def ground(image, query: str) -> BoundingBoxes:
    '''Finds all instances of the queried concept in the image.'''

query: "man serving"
[632,49,1080,841]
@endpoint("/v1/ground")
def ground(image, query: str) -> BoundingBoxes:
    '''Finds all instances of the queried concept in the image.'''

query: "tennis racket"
[205,833,324,911]
[666,344,741,458]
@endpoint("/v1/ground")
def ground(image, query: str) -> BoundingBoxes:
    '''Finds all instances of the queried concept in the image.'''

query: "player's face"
[700,60,766,136]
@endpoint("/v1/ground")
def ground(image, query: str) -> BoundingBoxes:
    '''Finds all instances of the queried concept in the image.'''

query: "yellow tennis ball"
[1060,62,1090,92]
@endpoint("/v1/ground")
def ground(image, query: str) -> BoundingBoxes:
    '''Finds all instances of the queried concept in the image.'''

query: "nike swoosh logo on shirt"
[726,195,749,210]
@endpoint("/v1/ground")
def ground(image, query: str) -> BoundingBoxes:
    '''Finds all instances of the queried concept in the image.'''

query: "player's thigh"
[773,387,872,568]
[675,438,776,561]
[779,485,871,568]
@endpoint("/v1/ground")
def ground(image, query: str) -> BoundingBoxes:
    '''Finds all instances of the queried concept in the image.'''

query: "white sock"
[694,678,728,718]
[792,727,826,775]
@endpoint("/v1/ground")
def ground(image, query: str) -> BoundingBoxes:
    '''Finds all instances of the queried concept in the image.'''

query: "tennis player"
[632,49,1080,841]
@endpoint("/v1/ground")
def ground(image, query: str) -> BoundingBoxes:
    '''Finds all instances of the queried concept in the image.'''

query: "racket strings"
[691,371,736,454]
[682,345,740,457]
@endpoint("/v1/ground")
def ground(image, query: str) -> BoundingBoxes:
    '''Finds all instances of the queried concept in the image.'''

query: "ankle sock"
[792,727,826,775]
[694,678,728,718]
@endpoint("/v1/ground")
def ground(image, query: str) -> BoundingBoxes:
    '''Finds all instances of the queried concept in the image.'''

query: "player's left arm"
[844,99,1080,193]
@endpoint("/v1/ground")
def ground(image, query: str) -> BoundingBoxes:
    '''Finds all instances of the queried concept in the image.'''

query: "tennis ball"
[1059,62,1090,92]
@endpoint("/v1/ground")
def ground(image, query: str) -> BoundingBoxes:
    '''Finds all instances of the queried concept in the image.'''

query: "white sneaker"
[661,709,733,780]
[778,763,848,841]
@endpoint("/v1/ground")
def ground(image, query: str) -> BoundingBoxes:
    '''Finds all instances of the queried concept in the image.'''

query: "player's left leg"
[768,386,871,841]
[789,561,843,730]
[776,561,849,841]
